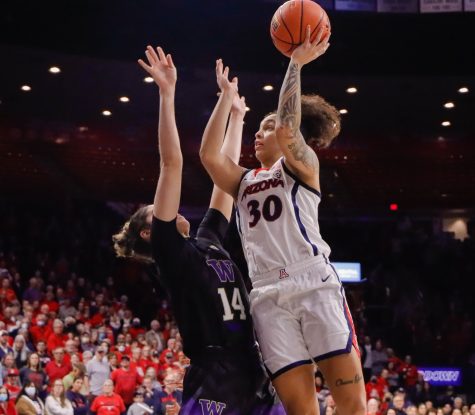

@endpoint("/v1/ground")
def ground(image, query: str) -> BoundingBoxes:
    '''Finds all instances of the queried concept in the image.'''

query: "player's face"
[255,114,282,167]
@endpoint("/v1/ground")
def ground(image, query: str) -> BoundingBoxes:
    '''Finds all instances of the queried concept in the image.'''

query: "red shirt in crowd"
[41,300,59,313]
[0,288,17,304]
[29,325,52,345]
[0,400,17,415]
[401,363,419,387]
[128,327,145,340]
[110,368,140,405]
[4,385,20,401]
[45,360,72,384]
[365,380,384,400]
[90,394,125,415]
[46,333,68,353]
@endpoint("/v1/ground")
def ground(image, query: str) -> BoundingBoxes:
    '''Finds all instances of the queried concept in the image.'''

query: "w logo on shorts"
[279,268,289,279]
[198,399,226,415]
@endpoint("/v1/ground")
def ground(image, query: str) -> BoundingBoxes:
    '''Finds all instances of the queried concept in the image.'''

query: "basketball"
[270,0,330,57]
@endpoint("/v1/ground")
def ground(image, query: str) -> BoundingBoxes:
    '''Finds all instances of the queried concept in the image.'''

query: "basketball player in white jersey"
[200,26,366,415]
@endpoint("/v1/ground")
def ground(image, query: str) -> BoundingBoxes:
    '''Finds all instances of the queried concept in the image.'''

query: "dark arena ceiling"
[1,0,475,215]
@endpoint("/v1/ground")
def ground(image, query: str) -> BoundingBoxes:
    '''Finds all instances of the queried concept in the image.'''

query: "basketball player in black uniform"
[113,45,284,415]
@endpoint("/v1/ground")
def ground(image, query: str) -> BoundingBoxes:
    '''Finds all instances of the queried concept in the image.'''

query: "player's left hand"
[291,25,330,67]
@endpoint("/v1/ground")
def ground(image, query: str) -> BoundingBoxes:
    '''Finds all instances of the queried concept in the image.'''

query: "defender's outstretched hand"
[138,46,176,94]
[216,59,238,96]
[231,94,247,118]
[291,25,330,67]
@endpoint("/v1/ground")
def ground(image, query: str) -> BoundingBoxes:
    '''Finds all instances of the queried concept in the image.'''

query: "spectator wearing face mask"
[19,354,48,399]
[30,313,53,344]
[0,386,16,415]
[15,381,45,415]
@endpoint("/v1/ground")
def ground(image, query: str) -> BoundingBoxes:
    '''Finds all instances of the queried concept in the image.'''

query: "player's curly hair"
[112,206,153,263]
[300,94,341,149]
[267,94,340,149]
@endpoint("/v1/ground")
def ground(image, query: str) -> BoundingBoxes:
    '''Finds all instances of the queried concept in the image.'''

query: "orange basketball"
[270,0,330,58]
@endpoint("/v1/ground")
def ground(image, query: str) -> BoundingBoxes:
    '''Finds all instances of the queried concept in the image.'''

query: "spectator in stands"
[45,348,71,386]
[79,334,93,355]
[22,279,42,304]
[0,386,16,415]
[145,321,164,353]
[107,354,119,372]
[417,402,427,415]
[4,370,21,401]
[0,333,13,361]
[126,390,153,415]
[386,409,397,415]
[111,356,140,407]
[15,381,45,415]
[143,368,161,392]
[453,396,463,411]
[90,380,125,415]
[367,398,381,415]
[86,347,110,400]
[19,353,48,398]
[44,380,73,415]
[80,352,92,367]
[12,336,30,369]
[406,405,417,415]
[386,361,400,392]
[390,394,406,415]
[1,354,16,383]
[366,375,385,401]
[46,321,67,353]
[155,372,181,415]
[35,342,50,367]
[62,363,88,396]
[400,355,418,389]
[65,377,88,415]
[372,340,388,376]
[141,376,161,409]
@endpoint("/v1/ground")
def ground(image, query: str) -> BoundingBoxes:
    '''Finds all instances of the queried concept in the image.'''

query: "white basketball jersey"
[236,158,331,281]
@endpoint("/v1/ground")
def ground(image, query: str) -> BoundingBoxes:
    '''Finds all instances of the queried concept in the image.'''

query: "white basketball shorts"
[249,255,359,379]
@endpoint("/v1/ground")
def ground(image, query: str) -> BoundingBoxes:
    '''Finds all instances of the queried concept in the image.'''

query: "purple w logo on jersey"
[198,399,227,415]
[206,259,235,283]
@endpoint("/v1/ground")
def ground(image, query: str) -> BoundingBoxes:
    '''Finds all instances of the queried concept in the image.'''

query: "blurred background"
[1,0,475,410]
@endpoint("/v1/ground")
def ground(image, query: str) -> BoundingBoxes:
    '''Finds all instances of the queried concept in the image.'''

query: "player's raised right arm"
[200,59,246,200]
[138,46,182,222]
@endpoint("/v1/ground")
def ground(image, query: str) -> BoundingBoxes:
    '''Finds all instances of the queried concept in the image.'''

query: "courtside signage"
[333,262,362,282]
[418,368,462,386]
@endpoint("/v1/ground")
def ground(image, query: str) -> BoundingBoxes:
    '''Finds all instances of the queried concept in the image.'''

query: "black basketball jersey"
[151,208,256,360]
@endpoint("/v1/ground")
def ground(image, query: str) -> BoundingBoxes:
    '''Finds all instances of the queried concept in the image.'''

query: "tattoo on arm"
[277,62,301,136]
[287,132,319,171]
[335,374,363,387]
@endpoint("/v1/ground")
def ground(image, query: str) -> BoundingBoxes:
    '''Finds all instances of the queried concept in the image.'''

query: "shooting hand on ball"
[291,25,330,67]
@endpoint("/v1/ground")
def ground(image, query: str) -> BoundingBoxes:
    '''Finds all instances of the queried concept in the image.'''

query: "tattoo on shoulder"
[335,374,363,387]
[287,137,319,171]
